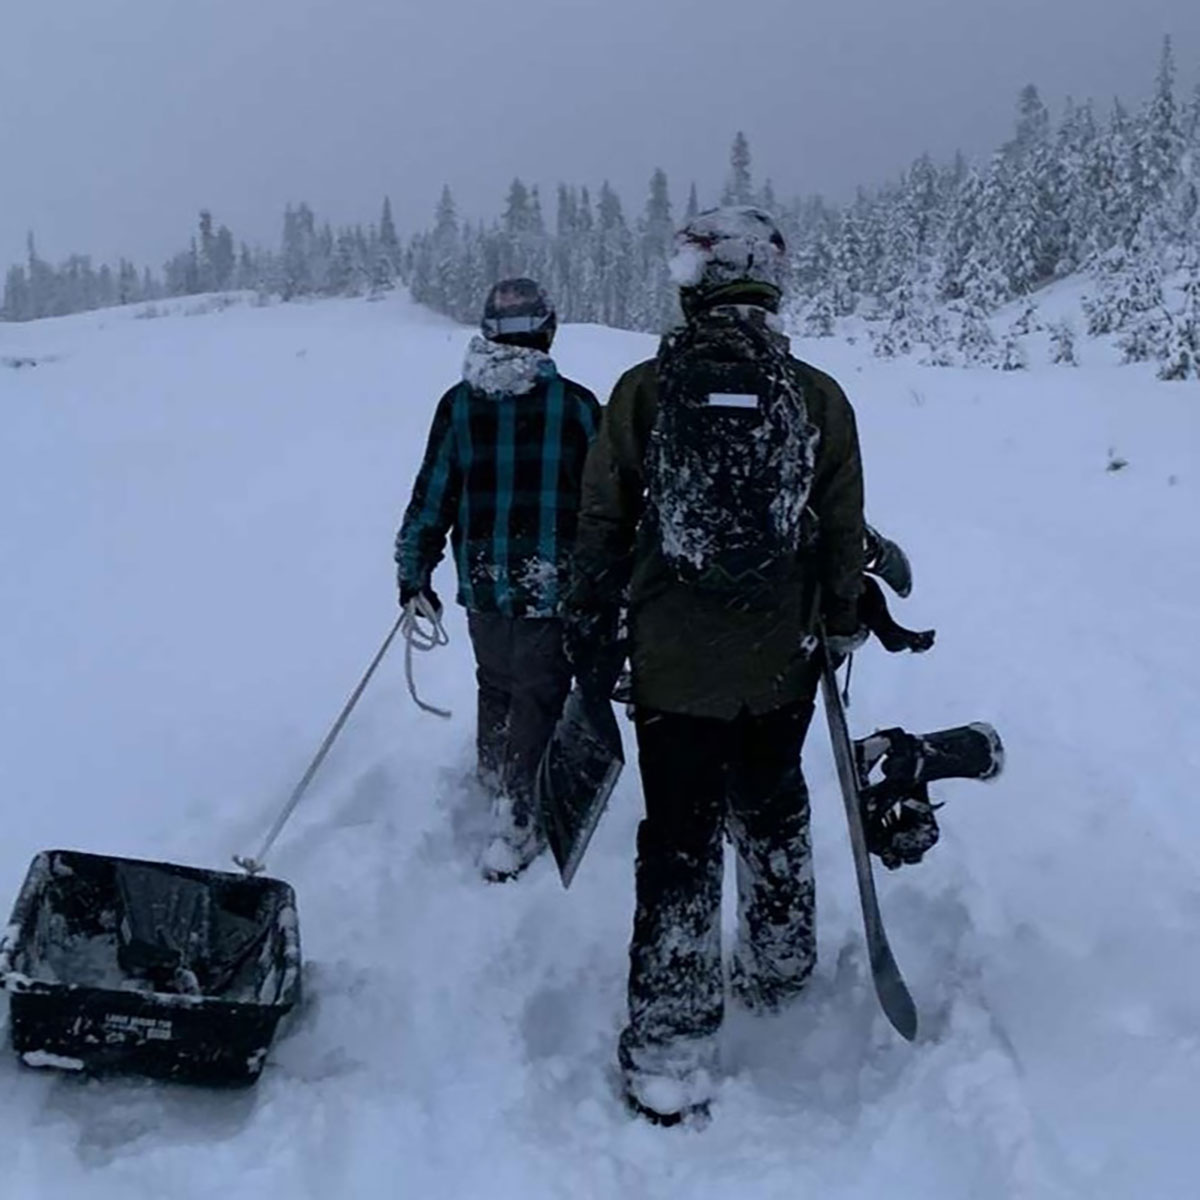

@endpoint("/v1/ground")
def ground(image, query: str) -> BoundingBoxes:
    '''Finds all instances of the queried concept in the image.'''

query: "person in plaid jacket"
[395,279,601,881]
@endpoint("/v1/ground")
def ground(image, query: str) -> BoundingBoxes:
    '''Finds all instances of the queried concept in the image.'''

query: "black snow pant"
[618,687,819,1095]
[467,612,572,818]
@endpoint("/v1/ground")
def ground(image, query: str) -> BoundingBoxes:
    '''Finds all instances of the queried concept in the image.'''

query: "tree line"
[1,201,404,322]
[3,38,1197,377]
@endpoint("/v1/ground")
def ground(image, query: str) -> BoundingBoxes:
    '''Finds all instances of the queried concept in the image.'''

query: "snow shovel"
[536,646,625,889]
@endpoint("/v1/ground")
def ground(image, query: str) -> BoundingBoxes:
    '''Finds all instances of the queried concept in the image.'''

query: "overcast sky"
[3,0,1199,270]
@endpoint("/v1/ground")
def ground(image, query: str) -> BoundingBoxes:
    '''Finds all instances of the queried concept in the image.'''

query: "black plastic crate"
[0,850,301,1084]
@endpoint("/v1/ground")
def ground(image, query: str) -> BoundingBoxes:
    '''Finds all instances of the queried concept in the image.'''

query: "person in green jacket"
[568,207,867,1125]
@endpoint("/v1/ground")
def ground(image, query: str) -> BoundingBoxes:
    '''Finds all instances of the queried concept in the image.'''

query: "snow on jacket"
[570,320,865,719]
[395,337,601,617]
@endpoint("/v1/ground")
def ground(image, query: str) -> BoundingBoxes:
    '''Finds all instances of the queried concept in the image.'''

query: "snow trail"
[1,291,1197,1198]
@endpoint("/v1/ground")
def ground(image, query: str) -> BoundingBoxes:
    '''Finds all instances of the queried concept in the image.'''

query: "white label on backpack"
[707,392,759,409]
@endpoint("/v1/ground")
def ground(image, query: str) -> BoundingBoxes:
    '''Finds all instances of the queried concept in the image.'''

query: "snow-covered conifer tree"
[595,181,634,329]
[722,132,753,206]
[1136,37,1184,234]
[1157,254,1200,380]
[197,211,217,293]
[379,196,402,283]
[802,292,836,338]
[1049,319,1078,365]
[831,209,864,316]
[636,168,676,332]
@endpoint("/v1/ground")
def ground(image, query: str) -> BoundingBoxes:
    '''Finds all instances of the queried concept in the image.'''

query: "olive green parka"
[571,348,865,719]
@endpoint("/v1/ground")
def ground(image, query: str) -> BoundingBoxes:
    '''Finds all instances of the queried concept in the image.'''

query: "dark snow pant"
[619,690,818,1095]
[466,612,571,818]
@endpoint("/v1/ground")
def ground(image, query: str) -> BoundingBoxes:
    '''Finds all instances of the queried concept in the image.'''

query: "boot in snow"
[480,794,545,883]
[623,1085,711,1128]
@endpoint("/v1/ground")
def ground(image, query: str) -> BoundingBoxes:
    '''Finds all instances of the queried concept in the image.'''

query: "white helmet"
[669,206,788,302]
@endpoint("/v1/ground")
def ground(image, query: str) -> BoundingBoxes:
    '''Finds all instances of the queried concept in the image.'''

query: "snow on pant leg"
[502,617,571,825]
[467,612,513,794]
[727,695,819,1011]
[619,708,729,1103]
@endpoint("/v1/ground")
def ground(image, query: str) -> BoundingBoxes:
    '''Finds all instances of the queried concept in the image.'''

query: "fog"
[2,0,1198,267]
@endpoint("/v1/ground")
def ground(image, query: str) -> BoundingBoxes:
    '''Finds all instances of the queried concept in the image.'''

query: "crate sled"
[0,850,300,1084]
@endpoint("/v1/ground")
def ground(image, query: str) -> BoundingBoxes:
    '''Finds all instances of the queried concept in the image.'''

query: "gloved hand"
[823,598,868,662]
[563,605,623,698]
[399,581,442,615]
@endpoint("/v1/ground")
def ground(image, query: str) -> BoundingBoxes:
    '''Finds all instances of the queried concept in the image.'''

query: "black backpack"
[645,308,818,597]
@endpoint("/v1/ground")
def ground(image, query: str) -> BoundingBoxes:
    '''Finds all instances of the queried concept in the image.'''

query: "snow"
[667,206,789,293]
[1,286,1198,1198]
[22,1051,85,1072]
[461,334,553,397]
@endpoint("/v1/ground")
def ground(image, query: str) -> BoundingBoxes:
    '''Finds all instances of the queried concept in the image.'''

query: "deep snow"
[1,290,1198,1199]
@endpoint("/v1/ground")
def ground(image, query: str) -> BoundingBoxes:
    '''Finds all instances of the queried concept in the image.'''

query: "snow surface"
[1,289,1198,1198]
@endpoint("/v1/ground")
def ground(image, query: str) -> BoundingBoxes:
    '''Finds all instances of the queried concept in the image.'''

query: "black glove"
[399,581,442,615]
[564,606,623,698]
[822,598,868,664]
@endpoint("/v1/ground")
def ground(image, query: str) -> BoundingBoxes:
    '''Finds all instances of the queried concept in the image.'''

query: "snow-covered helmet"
[669,206,788,312]
[481,277,557,350]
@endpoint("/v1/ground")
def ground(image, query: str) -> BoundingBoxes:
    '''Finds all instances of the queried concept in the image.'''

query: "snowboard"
[536,682,624,889]
[818,640,918,1041]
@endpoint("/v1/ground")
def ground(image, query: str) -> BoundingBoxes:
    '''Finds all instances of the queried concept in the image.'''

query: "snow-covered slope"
[1,293,1197,1199]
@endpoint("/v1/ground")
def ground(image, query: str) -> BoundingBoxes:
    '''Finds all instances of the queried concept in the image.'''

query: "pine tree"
[1137,36,1183,230]
[956,273,998,365]
[212,225,235,290]
[1157,253,1200,380]
[1107,99,1142,248]
[1011,297,1041,335]
[2,265,29,320]
[26,233,56,319]
[280,204,311,299]
[117,259,140,305]
[997,86,1060,293]
[551,184,578,318]
[722,132,753,205]
[379,196,401,282]
[1008,84,1050,158]
[1083,244,1129,335]
[575,187,597,323]
[831,209,865,315]
[998,331,1028,370]
[685,182,700,220]
[198,210,217,293]
[1184,82,1200,147]
[503,178,533,236]
[431,185,462,314]
[802,292,836,338]
[596,181,634,329]
[940,168,984,300]
[1049,319,1078,365]
[637,168,676,331]
[1058,99,1102,269]
[1117,238,1169,363]
[236,244,257,291]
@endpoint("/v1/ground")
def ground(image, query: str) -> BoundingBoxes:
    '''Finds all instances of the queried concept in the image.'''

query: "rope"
[234,613,407,876]
[401,595,452,719]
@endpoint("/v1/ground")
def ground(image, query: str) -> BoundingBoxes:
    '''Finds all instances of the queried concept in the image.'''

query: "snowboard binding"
[864,524,913,598]
[859,575,935,654]
[853,724,1005,869]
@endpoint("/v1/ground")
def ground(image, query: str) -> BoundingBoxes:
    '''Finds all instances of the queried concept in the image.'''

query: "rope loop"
[401,596,451,718]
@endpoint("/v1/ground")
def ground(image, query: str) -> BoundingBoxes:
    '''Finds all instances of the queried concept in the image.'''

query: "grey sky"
[3,0,1199,270]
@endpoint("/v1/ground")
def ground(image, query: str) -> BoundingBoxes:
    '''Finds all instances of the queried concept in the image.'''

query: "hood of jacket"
[462,335,556,398]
